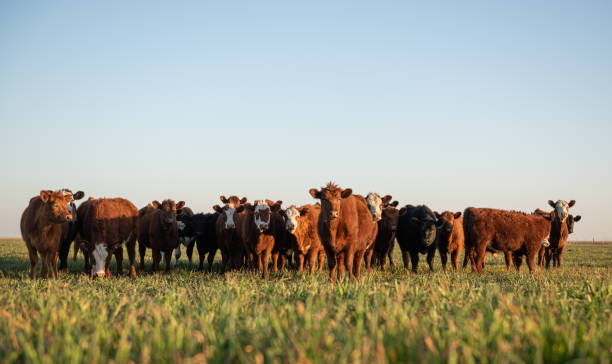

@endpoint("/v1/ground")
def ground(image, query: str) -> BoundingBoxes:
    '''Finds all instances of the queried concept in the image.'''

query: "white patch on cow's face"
[254,201,270,231]
[554,200,570,223]
[177,221,186,231]
[366,193,383,222]
[92,244,108,277]
[224,203,236,229]
[284,206,300,233]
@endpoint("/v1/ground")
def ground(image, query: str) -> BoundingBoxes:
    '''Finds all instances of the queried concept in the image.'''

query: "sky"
[1,1,610,241]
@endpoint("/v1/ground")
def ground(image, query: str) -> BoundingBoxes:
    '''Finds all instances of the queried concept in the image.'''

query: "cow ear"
[265,199,275,206]
[152,200,161,208]
[398,207,407,216]
[454,211,462,219]
[40,190,52,203]
[574,215,581,222]
[176,201,185,210]
[434,211,440,218]
[236,205,246,213]
[391,201,399,207]
[309,188,320,199]
[548,200,555,208]
[382,195,392,204]
[240,197,248,204]
[73,191,85,200]
[271,203,282,213]
[299,208,309,216]
[213,205,223,213]
[341,188,352,198]
[568,200,576,207]
[220,195,229,203]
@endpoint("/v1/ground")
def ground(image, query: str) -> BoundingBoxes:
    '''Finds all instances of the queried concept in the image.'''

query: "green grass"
[0,240,610,364]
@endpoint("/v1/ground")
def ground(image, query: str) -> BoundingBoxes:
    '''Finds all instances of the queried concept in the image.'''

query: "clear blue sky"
[1,1,610,240]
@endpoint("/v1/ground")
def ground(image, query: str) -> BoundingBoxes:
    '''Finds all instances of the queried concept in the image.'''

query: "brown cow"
[434,211,464,270]
[138,199,185,272]
[213,195,248,272]
[463,207,552,273]
[239,200,284,278]
[281,204,325,274]
[534,200,576,269]
[309,182,378,283]
[76,198,138,278]
[20,190,75,279]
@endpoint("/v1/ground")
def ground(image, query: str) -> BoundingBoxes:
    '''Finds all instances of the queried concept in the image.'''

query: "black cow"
[370,200,400,271]
[58,189,85,272]
[173,207,195,265]
[176,212,219,271]
[395,204,438,273]
[566,214,582,234]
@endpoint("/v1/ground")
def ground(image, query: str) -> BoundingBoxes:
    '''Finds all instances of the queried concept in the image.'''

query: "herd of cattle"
[19,183,581,282]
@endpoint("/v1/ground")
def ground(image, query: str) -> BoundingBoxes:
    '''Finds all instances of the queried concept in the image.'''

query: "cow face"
[252,200,281,232]
[309,182,352,221]
[366,193,392,222]
[434,211,461,235]
[548,200,575,223]
[177,214,195,243]
[156,199,185,227]
[213,195,247,230]
[91,243,111,278]
[567,215,581,234]
[409,216,437,247]
[40,190,75,224]
[284,205,301,233]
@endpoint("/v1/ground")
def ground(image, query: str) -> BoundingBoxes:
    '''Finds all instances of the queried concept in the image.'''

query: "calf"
[213,195,248,272]
[20,190,75,279]
[76,198,138,278]
[434,211,464,270]
[309,182,378,283]
[396,205,438,273]
[538,200,577,268]
[138,199,185,272]
[239,200,284,278]
[281,204,325,274]
[173,206,195,266]
[567,214,581,234]
[463,207,552,273]
[57,189,85,272]
[363,193,392,269]
[369,200,400,271]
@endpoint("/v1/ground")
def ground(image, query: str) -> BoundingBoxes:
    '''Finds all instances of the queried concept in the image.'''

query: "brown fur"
[20,190,74,279]
[535,209,570,269]
[434,211,464,270]
[284,204,325,274]
[76,198,138,278]
[138,199,185,272]
[213,195,248,272]
[463,207,552,273]
[309,183,378,283]
[368,202,399,271]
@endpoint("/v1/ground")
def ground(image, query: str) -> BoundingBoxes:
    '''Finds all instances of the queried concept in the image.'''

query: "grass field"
[0,239,610,364]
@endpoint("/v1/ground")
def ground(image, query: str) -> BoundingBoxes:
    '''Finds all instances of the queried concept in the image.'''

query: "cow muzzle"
[329,211,339,220]
[259,223,269,232]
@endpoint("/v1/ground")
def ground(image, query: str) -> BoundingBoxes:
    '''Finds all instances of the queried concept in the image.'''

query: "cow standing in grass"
[213,195,248,272]
[282,204,325,274]
[396,205,438,273]
[57,189,85,272]
[20,190,76,279]
[434,211,464,271]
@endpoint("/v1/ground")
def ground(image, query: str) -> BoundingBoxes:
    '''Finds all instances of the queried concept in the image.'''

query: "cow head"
[283,205,305,233]
[61,189,84,217]
[39,190,75,223]
[252,200,282,232]
[154,199,185,228]
[91,243,111,278]
[213,195,247,230]
[400,206,437,248]
[566,214,581,234]
[366,193,392,222]
[310,182,352,221]
[548,200,575,223]
[177,214,194,238]
[434,211,461,236]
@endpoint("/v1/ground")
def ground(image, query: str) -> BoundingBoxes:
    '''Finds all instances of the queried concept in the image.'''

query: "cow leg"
[364,249,374,270]
[207,250,216,272]
[426,247,435,272]
[27,246,38,279]
[353,250,365,280]
[173,246,181,267]
[537,247,544,267]
[139,242,146,272]
[126,241,137,278]
[297,253,305,273]
[388,243,395,267]
[186,241,195,265]
[40,252,49,279]
[306,252,316,275]
[152,249,161,272]
[557,247,565,267]
[545,249,552,269]
[337,251,346,281]
[474,244,487,274]
[262,250,271,279]
[439,250,448,271]
[513,253,523,271]
[271,252,279,273]
[503,251,512,272]
[344,250,355,281]
[58,240,70,273]
[409,251,420,273]
[115,246,124,276]
[401,250,410,270]
[51,252,59,279]
[73,242,79,261]
[326,249,337,283]
[164,250,171,272]
[451,250,460,271]
[526,248,537,273]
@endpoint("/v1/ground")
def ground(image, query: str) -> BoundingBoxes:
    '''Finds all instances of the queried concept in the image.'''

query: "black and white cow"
[58,189,85,272]
[175,212,220,271]
[566,214,582,234]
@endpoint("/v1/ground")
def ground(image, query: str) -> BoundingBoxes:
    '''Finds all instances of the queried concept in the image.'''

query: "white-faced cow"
[213,195,248,272]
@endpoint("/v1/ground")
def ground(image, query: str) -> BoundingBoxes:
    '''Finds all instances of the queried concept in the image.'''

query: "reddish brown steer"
[434,211,464,270]
[138,199,185,272]
[20,190,75,279]
[282,204,325,274]
[213,195,248,272]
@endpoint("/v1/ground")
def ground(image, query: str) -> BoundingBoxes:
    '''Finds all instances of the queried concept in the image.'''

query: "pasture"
[0,239,610,364]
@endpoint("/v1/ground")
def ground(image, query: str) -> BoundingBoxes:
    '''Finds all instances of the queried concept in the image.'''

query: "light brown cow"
[239,200,284,278]
[309,182,378,283]
[434,211,464,270]
[20,190,75,279]
[213,195,248,272]
[138,199,185,272]
[281,204,325,274]
[76,198,138,278]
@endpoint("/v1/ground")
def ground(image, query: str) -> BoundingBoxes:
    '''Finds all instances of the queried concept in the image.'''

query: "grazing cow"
[177,212,219,271]
[281,204,325,274]
[434,211,464,270]
[57,189,85,272]
[463,207,552,273]
[213,195,248,272]
[75,198,138,278]
[20,190,75,279]
[239,200,284,278]
[173,206,195,266]
[369,200,400,271]
[138,199,185,272]
[536,200,576,269]
[309,182,378,283]
[395,205,438,273]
